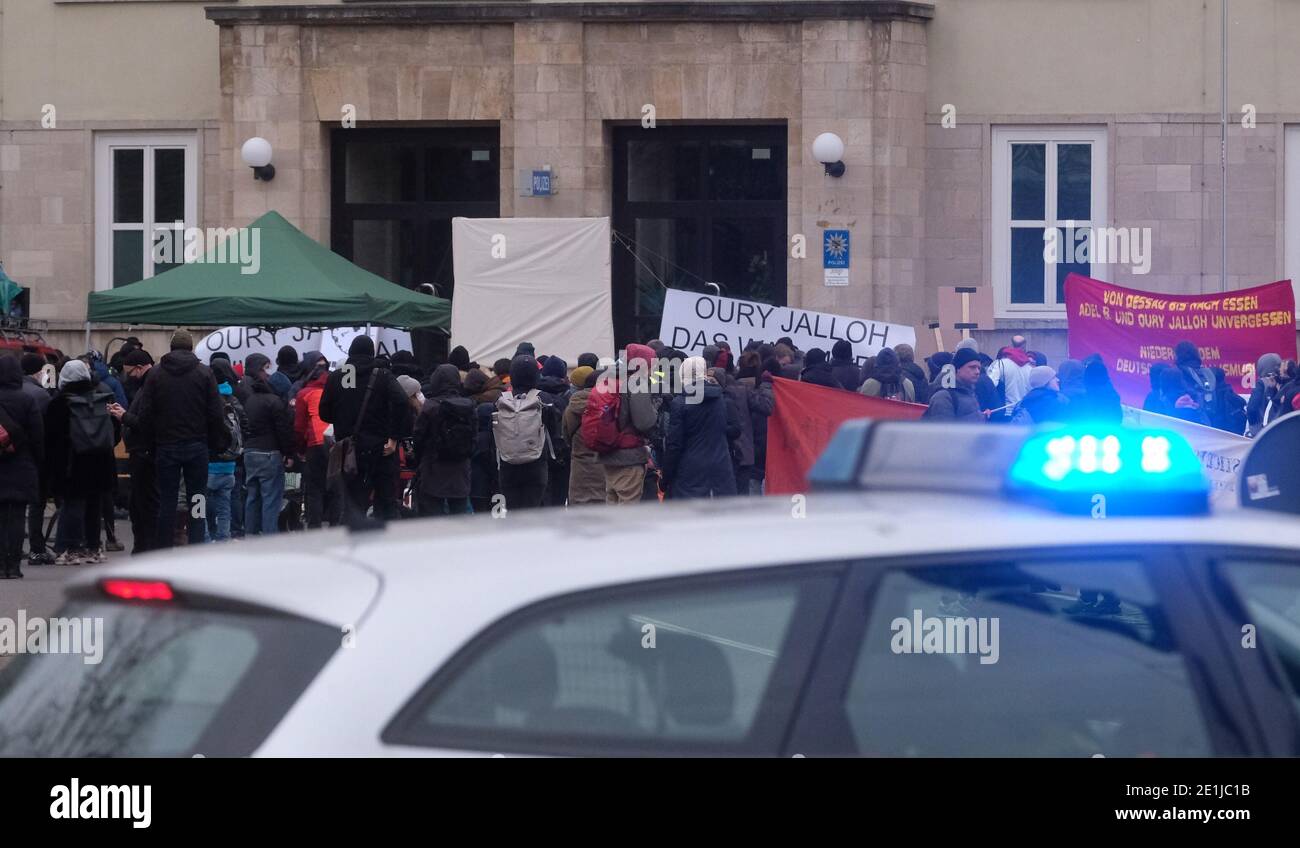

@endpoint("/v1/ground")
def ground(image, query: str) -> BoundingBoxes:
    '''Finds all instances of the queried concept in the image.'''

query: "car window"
[0,600,338,757]
[842,557,1213,757]
[1217,559,1300,718]
[389,573,836,754]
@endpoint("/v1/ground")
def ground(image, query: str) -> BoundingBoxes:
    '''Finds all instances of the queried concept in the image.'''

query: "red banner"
[764,377,926,495]
[1064,273,1297,406]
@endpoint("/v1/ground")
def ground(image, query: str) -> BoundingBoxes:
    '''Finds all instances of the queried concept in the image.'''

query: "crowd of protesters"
[0,325,1296,579]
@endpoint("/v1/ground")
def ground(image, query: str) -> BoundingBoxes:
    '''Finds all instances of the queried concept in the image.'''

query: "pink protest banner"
[1063,273,1297,406]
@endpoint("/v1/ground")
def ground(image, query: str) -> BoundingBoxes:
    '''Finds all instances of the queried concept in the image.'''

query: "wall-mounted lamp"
[812,132,846,178]
[241,137,276,182]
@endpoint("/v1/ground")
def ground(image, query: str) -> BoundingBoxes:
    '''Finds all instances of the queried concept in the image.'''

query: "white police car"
[1,419,1298,757]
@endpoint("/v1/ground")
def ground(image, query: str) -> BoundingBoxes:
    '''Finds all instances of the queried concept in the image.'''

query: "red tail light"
[101,579,175,601]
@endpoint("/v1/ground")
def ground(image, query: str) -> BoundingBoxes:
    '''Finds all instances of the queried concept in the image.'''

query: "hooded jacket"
[43,378,121,497]
[799,349,839,388]
[859,349,916,402]
[319,353,412,455]
[663,379,739,498]
[294,367,330,451]
[413,364,473,499]
[130,349,229,451]
[0,357,44,503]
[712,368,757,467]
[562,386,606,505]
[584,344,660,467]
[243,374,295,453]
[986,347,1033,414]
[828,340,863,392]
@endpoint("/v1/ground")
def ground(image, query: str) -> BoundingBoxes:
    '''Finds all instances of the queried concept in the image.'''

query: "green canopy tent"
[86,210,450,330]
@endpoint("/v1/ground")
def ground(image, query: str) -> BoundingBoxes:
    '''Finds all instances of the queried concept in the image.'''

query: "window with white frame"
[94,132,198,290]
[991,127,1107,317]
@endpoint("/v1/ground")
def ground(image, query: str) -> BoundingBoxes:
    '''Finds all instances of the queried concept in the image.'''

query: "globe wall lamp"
[241,137,276,182]
[812,132,846,178]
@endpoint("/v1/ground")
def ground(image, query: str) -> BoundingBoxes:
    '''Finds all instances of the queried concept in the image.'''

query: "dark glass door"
[331,127,500,365]
[612,125,787,347]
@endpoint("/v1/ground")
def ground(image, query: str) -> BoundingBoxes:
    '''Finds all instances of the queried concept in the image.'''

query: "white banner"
[658,289,916,365]
[451,217,614,366]
[195,326,412,370]
[1122,405,1251,509]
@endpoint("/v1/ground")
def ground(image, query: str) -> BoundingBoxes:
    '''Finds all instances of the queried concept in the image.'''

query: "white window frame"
[94,131,198,291]
[991,126,1108,319]
[1281,126,1300,314]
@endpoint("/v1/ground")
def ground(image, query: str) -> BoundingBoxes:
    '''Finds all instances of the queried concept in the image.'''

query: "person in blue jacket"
[663,357,740,499]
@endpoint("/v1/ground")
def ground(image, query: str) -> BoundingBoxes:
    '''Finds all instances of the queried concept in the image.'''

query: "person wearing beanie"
[536,354,575,506]
[924,346,986,422]
[1247,352,1284,435]
[892,343,930,404]
[828,339,862,392]
[448,345,472,375]
[799,348,838,388]
[0,355,44,578]
[561,364,605,506]
[493,354,563,511]
[515,341,536,358]
[43,359,121,565]
[276,345,301,379]
[1072,359,1124,425]
[209,351,231,366]
[1009,365,1068,425]
[240,348,294,538]
[412,364,475,516]
[955,337,979,354]
[128,325,229,549]
[319,330,411,523]
[580,344,662,504]
[577,352,600,369]
[859,347,916,402]
[17,352,54,564]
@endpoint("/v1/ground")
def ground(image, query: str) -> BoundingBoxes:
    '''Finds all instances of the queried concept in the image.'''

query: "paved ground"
[0,516,135,671]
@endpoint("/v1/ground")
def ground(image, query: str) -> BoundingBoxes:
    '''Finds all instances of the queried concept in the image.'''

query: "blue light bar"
[1005,425,1209,516]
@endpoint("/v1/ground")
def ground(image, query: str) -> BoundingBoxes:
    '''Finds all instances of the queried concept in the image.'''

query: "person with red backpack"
[581,343,662,504]
[414,364,476,516]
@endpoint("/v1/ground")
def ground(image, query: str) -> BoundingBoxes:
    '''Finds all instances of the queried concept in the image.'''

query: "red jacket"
[294,372,330,451]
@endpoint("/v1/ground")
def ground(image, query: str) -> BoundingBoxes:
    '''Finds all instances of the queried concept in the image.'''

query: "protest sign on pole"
[764,377,927,495]
[196,326,412,370]
[1064,273,1297,406]
[659,289,915,366]
[1121,405,1250,509]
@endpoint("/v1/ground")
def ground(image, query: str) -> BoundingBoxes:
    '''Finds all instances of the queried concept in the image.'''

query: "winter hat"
[515,342,536,357]
[170,329,194,351]
[955,337,979,354]
[449,345,471,371]
[1257,352,1282,378]
[59,359,91,388]
[21,353,46,375]
[463,369,489,395]
[701,345,721,367]
[541,356,567,379]
[831,339,854,362]
[509,355,539,393]
[396,375,422,398]
[804,348,827,367]
[893,343,916,364]
[1028,365,1056,390]
[124,349,154,367]
[348,335,375,358]
[952,347,981,371]
[577,352,599,369]
[276,345,299,370]
[570,365,594,388]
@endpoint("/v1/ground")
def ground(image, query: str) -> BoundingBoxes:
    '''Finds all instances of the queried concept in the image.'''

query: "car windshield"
[0,599,338,757]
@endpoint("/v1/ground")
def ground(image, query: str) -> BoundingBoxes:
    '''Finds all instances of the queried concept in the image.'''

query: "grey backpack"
[493,390,553,465]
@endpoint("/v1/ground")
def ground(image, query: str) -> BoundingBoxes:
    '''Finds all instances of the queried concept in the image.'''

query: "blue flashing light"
[1006,425,1209,516]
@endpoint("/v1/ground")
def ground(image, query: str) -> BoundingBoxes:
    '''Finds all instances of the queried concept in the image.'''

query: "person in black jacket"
[828,340,863,391]
[1071,358,1123,425]
[799,348,838,388]
[130,329,228,548]
[0,356,44,578]
[241,364,294,536]
[319,335,412,523]
[45,360,121,564]
[1246,353,1282,436]
[536,356,574,506]
[109,349,159,554]
[19,353,53,565]
[663,357,739,498]
[413,364,474,516]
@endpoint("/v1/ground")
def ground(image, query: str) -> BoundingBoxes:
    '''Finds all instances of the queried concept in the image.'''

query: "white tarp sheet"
[451,217,614,366]
[196,326,412,370]
[1121,405,1251,509]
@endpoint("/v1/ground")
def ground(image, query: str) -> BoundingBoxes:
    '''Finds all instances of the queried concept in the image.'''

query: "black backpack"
[67,388,115,455]
[213,394,246,462]
[434,397,477,461]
